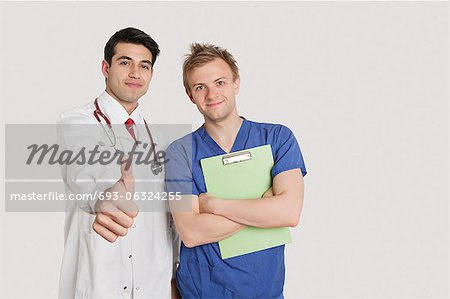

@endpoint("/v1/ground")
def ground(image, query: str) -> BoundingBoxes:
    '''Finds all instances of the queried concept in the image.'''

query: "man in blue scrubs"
[165,43,307,298]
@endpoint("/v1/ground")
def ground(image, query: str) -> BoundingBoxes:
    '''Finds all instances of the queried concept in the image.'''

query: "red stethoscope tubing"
[93,98,157,155]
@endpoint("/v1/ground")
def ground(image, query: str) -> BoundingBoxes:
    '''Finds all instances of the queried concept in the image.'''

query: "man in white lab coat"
[57,27,179,298]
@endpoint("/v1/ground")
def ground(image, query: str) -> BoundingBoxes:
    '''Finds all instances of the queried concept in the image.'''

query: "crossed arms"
[169,168,304,248]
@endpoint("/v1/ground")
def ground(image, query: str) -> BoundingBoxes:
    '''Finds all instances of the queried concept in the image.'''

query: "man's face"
[102,42,153,109]
[186,58,240,123]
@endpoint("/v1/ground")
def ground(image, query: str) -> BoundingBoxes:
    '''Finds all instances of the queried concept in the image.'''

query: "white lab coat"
[57,91,178,299]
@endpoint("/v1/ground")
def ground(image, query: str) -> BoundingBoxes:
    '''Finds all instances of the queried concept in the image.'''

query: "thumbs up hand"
[118,155,135,195]
[93,156,139,242]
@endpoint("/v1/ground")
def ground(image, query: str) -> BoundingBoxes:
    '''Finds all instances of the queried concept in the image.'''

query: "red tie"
[124,118,137,141]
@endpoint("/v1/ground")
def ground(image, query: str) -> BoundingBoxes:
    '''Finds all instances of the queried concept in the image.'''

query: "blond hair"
[182,43,239,91]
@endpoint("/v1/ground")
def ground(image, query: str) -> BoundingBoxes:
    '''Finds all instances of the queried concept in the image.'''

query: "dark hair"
[104,27,160,67]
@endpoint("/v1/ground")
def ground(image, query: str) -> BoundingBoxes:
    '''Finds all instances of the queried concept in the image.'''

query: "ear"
[234,76,240,95]
[185,87,195,104]
[101,60,110,79]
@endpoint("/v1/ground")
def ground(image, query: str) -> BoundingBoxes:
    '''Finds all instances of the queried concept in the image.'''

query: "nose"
[206,86,219,100]
[128,63,141,79]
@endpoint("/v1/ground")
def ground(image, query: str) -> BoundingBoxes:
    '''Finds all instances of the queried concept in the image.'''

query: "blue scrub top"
[165,118,307,299]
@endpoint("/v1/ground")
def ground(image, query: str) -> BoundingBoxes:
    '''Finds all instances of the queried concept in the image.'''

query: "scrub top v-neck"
[199,117,250,155]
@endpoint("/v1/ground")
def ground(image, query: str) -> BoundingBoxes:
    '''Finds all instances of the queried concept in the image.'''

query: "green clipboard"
[200,144,291,259]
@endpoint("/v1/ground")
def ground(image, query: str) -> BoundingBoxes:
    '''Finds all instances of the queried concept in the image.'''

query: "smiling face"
[102,42,154,113]
[186,58,240,124]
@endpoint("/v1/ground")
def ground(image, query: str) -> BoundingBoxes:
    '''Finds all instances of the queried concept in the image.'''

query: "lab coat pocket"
[75,230,122,297]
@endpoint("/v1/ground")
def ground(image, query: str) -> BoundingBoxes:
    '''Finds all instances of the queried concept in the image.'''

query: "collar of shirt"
[97,90,144,125]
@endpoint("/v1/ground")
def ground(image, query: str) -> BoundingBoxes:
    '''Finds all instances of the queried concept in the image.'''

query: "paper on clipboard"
[200,144,291,259]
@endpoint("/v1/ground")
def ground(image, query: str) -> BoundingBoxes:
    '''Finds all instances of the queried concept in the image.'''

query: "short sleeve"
[164,138,199,196]
[271,125,307,178]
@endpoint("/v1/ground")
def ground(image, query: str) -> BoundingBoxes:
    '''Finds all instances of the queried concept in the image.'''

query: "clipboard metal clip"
[222,151,252,165]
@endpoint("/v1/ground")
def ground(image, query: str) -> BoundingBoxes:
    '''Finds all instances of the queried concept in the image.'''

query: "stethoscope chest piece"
[151,160,163,175]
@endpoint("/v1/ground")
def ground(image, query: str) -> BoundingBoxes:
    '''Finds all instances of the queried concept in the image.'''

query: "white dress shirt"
[57,91,178,299]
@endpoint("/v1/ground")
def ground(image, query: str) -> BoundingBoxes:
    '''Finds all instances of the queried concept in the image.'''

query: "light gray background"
[0,1,448,298]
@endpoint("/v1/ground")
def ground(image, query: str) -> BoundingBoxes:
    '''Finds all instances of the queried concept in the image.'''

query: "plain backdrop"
[0,2,448,298]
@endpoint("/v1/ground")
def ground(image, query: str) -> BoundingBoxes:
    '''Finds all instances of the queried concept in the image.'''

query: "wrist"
[210,197,222,215]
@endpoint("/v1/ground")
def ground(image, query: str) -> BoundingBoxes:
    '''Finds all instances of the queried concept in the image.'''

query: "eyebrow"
[116,56,132,61]
[116,56,153,66]
[192,77,228,89]
[214,77,227,82]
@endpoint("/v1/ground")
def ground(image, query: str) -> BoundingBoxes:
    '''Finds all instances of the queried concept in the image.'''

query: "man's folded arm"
[170,195,245,248]
[202,168,304,228]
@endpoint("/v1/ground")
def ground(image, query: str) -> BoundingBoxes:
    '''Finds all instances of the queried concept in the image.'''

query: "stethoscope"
[93,98,163,175]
